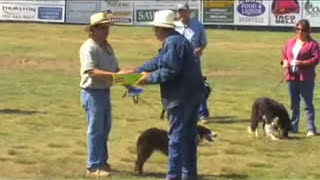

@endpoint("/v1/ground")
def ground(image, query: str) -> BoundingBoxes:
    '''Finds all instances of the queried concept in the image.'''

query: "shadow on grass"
[200,173,248,180]
[110,169,166,179]
[205,116,250,124]
[0,108,46,115]
[286,136,306,141]
[112,169,248,180]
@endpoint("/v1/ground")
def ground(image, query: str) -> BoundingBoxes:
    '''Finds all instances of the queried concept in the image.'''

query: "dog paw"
[270,135,280,141]
[247,126,253,134]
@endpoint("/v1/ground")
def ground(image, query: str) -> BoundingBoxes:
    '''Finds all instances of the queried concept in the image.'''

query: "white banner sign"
[303,0,320,27]
[134,1,201,25]
[0,0,65,22]
[66,1,100,24]
[234,0,270,26]
[270,0,302,26]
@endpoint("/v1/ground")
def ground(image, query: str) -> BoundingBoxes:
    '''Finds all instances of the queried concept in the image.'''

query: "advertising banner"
[100,1,133,24]
[101,1,133,24]
[66,1,100,24]
[134,1,200,25]
[270,0,302,26]
[0,0,65,22]
[66,1,133,25]
[303,0,320,27]
[234,0,270,26]
[202,0,235,24]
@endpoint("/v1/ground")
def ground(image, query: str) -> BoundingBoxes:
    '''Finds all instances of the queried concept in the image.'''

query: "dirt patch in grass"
[0,57,78,73]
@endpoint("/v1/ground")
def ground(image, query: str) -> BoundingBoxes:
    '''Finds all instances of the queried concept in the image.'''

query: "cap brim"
[148,22,175,28]
[178,8,189,11]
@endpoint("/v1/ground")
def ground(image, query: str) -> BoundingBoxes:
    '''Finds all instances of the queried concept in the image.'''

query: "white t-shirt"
[291,41,303,72]
[80,38,119,89]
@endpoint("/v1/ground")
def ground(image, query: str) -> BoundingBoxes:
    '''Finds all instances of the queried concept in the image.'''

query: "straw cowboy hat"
[85,12,113,31]
[149,10,175,28]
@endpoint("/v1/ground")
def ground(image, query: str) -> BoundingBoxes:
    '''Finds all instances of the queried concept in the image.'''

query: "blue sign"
[38,7,63,20]
[237,2,265,16]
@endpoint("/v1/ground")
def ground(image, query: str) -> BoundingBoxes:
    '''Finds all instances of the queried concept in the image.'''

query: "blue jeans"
[81,88,112,169]
[167,103,200,180]
[199,100,209,118]
[288,81,316,133]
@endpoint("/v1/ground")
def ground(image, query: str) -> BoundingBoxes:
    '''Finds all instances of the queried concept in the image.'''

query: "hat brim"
[84,20,113,31]
[148,22,175,28]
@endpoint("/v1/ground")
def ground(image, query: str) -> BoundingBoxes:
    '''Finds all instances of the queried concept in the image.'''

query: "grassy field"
[0,23,320,180]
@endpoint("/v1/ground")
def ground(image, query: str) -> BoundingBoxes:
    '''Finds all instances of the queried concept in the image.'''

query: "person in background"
[176,3,210,123]
[134,10,205,180]
[80,12,124,177]
[281,19,319,137]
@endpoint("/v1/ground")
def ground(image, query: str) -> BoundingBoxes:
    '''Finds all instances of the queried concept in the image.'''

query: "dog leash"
[122,85,158,112]
[271,72,287,92]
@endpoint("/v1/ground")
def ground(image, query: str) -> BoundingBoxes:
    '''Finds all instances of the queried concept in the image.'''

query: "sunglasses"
[295,27,307,32]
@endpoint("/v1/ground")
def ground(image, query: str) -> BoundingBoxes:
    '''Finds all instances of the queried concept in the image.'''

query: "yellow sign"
[204,0,235,8]
[113,74,143,85]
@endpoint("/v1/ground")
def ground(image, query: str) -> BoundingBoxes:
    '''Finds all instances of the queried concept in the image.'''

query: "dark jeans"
[166,103,200,180]
[288,81,316,133]
[199,99,209,118]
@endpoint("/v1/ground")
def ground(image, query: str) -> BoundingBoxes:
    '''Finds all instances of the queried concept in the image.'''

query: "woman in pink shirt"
[281,19,320,137]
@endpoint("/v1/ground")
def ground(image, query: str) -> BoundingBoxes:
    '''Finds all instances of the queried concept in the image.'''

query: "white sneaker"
[306,131,316,137]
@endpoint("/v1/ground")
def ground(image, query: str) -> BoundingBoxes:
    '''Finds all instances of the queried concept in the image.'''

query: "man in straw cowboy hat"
[80,11,126,177]
[134,10,206,180]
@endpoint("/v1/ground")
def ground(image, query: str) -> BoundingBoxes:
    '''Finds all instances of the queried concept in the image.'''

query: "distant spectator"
[176,2,210,123]
[281,19,320,137]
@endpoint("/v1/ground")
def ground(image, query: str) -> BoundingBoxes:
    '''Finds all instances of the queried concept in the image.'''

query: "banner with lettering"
[0,0,65,22]
[202,0,235,24]
[100,1,133,24]
[66,1,133,25]
[234,0,270,26]
[134,1,200,25]
[270,0,302,26]
[303,0,320,27]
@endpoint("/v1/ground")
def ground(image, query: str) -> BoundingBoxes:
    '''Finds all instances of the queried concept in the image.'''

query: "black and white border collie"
[248,97,290,140]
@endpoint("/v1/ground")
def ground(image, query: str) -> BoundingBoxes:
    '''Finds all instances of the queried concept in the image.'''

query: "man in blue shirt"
[136,10,205,180]
[176,3,210,123]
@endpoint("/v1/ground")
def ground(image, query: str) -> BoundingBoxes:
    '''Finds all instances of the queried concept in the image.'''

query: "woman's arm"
[296,42,320,67]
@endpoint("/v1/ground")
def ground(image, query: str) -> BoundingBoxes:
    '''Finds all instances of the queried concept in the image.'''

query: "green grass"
[0,22,320,180]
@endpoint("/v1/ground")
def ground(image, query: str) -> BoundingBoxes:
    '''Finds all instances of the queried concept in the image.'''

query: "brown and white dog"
[134,125,216,175]
[248,97,290,140]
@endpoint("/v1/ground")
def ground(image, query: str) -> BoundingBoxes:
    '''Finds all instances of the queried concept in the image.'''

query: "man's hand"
[136,72,150,85]
[117,68,136,74]
[194,47,203,56]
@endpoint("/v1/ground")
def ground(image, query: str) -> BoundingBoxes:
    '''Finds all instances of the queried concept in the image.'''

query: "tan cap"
[177,3,190,11]
[149,10,175,28]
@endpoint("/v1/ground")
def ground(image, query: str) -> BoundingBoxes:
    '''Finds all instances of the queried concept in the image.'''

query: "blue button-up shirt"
[176,18,207,50]
[136,31,205,109]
